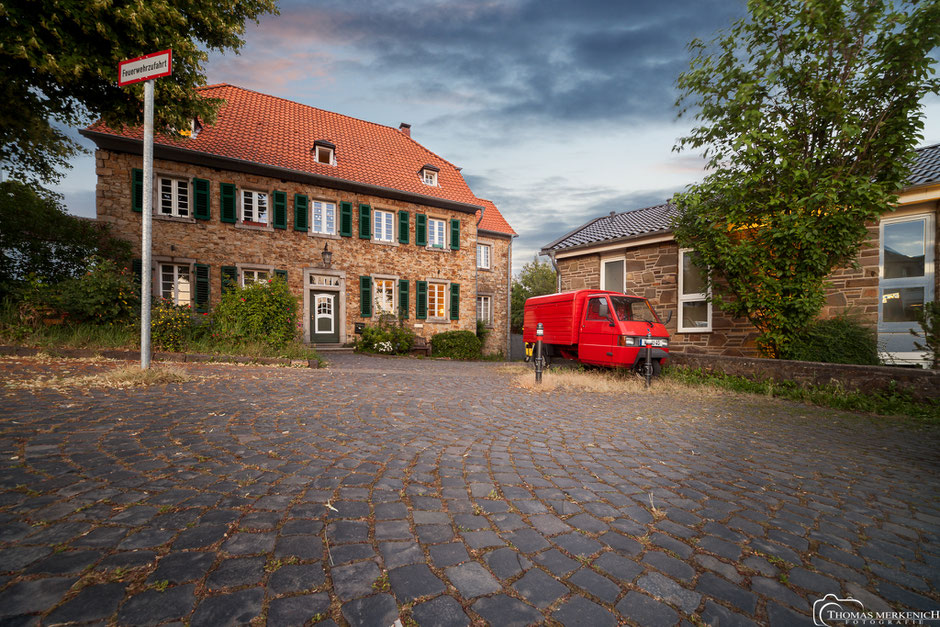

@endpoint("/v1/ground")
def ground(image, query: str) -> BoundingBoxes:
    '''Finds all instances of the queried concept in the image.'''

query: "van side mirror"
[663,311,673,325]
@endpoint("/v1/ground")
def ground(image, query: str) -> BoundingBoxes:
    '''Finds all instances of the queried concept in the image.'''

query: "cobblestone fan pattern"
[1,354,938,626]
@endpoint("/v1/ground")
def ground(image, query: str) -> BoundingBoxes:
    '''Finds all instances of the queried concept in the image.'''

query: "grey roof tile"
[907,143,940,187]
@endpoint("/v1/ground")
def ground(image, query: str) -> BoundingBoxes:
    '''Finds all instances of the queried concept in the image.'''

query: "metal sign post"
[140,80,154,369]
[118,50,172,369]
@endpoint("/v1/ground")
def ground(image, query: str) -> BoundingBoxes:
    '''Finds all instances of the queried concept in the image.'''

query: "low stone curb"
[0,345,319,368]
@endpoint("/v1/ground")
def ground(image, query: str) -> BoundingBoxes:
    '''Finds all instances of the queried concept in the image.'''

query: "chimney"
[399,122,411,137]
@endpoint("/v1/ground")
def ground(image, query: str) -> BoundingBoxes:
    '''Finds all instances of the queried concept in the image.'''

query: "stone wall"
[476,234,512,355]
[96,149,508,348]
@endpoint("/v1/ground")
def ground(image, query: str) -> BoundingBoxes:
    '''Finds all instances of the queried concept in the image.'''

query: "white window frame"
[477,243,492,269]
[373,276,397,316]
[422,169,438,186]
[241,268,271,287]
[240,189,269,225]
[678,248,712,333]
[156,175,190,218]
[476,295,493,325]
[311,200,336,235]
[374,209,395,242]
[427,281,448,320]
[158,262,193,307]
[600,256,625,292]
[878,213,935,332]
[428,217,446,249]
[315,145,335,165]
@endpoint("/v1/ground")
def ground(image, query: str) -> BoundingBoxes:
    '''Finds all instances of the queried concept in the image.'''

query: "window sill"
[308,232,340,240]
[154,214,195,224]
[477,266,492,272]
[677,328,712,334]
[426,318,453,324]
[236,222,272,232]
[425,246,452,252]
[372,239,399,247]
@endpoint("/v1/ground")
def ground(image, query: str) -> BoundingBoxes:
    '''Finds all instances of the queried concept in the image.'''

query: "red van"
[523,289,670,375]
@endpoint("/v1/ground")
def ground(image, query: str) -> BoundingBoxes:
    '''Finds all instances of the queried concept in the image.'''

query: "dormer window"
[313,140,335,165]
[419,164,439,187]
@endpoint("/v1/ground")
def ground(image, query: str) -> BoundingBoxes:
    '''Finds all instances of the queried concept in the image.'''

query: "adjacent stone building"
[82,84,516,354]
[542,144,940,364]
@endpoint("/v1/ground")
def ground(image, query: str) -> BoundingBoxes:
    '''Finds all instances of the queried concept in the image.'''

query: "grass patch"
[5,362,192,392]
[667,366,939,423]
[507,363,938,422]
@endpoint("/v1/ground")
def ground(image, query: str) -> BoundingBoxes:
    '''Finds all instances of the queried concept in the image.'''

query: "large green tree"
[672,0,940,358]
[0,0,278,183]
[510,257,557,333]
[0,180,131,297]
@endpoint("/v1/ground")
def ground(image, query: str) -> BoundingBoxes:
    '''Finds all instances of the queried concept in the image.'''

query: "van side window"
[586,297,610,321]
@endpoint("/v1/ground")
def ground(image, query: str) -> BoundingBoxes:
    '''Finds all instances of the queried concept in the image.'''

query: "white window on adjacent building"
[477,243,491,269]
[242,269,270,286]
[241,190,268,225]
[374,277,396,315]
[477,295,492,325]
[428,218,446,249]
[374,209,394,242]
[157,176,189,217]
[312,200,336,235]
[428,282,447,319]
[600,257,624,292]
[160,263,192,306]
[678,248,711,332]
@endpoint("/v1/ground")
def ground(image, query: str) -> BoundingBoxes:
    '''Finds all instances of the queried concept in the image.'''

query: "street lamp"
[321,243,332,267]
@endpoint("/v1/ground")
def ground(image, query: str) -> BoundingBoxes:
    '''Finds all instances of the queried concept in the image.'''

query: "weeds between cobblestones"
[0,353,937,625]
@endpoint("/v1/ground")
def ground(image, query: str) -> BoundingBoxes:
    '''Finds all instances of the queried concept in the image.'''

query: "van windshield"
[610,296,660,323]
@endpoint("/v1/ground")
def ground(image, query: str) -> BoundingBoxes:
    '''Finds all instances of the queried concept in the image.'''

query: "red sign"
[118,50,172,87]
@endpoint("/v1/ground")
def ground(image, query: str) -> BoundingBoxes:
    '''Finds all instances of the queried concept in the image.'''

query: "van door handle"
[606,352,613,356]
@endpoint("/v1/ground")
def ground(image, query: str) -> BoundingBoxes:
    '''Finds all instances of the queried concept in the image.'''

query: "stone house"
[541,144,939,364]
[81,84,516,354]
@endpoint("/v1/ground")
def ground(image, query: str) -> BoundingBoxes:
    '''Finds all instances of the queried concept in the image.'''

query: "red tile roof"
[86,84,514,231]
[476,199,517,237]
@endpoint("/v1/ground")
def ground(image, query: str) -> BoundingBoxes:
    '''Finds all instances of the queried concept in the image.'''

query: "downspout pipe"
[548,250,560,293]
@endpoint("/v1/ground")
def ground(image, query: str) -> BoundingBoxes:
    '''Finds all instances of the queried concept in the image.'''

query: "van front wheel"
[633,359,661,378]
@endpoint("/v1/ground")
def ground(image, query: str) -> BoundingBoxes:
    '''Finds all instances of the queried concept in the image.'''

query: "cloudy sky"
[54,0,940,274]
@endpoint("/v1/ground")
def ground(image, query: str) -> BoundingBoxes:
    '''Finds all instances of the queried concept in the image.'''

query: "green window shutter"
[273,191,287,229]
[416,280,427,320]
[274,269,287,282]
[450,219,460,250]
[339,202,353,237]
[398,279,409,319]
[132,258,142,284]
[221,266,238,293]
[359,275,372,317]
[193,178,211,220]
[220,183,236,223]
[358,204,371,239]
[449,283,460,320]
[194,263,210,312]
[294,194,308,231]
[415,214,427,246]
[398,211,410,244]
[132,168,143,213]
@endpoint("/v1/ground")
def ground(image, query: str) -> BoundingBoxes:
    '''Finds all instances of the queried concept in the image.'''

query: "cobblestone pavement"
[0,353,938,626]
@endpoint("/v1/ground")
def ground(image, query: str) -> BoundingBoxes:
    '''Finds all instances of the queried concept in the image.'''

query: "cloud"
[466,172,683,274]
[252,0,746,128]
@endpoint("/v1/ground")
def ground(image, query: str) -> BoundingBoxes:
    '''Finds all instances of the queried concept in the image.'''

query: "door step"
[313,344,355,352]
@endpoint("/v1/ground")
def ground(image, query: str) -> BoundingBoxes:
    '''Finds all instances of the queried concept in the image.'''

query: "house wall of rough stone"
[475,233,512,355]
[555,199,940,357]
[96,149,509,348]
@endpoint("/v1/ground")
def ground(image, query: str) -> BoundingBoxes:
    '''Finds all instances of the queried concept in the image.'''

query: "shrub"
[357,314,415,354]
[150,299,193,352]
[910,301,939,369]
[431,330,481,360]
[476,318,491,345]
[55,257,139,325]
[783,314,879,365]
[212,277,298,350]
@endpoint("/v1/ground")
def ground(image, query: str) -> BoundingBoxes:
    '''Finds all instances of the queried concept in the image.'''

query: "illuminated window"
[428,282,447,319]
[374,278,395,314]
